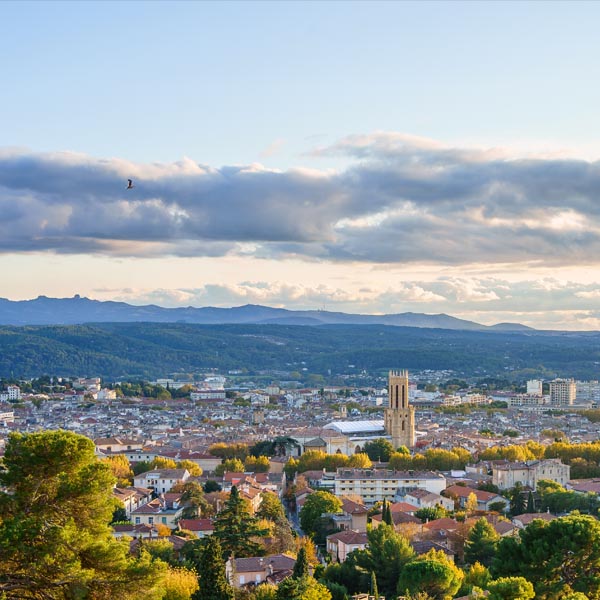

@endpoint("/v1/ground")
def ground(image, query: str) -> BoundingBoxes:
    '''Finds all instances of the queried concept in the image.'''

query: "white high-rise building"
[527,380,543,395]
[549,378,576,406]
[576,380,600,403]
[7,385,21,401]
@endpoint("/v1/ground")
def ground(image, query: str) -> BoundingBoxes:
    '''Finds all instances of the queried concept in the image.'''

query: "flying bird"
[126,179,134,189]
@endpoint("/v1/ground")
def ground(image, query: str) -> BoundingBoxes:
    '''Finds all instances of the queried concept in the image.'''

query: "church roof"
[324,420,385,435]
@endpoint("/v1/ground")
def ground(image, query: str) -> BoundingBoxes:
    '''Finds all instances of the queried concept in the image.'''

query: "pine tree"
[464,517,499,567]
[192,536,234,600]
[0,430,165,599]
[214,485,267,559]
[293,547,310,579]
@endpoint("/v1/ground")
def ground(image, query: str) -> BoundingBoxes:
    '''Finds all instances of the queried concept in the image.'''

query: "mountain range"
[0,295,533,331]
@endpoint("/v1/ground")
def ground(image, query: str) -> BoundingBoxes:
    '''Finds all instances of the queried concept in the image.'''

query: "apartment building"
[492,458,570,490]
[549,378,576,406]
[334,468,446,505]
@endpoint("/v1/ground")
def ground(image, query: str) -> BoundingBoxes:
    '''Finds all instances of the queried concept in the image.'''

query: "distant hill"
[0,321,598,380]
[0,295,531,331]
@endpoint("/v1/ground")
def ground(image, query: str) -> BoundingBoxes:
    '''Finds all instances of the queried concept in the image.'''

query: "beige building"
[334,468,446,505]
[549,378,576,406]
[226,554,296,588]
[385,370,415,448]
[492,458,570,490]
[326,530,369,562]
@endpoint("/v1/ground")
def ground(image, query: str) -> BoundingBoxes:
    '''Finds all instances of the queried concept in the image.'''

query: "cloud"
[2,136,600,267]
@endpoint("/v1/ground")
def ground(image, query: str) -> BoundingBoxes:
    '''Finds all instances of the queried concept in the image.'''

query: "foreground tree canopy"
[0,430,165,599]
[492,514,600,599]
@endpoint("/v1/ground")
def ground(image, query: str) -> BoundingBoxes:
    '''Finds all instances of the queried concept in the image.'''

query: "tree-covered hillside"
[0,323,599,380]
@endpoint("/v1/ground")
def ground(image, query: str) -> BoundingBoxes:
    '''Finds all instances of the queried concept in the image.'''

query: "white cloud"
[2,135,600,272]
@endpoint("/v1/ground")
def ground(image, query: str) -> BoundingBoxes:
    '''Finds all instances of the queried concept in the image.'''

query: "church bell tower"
[384,370,415,449]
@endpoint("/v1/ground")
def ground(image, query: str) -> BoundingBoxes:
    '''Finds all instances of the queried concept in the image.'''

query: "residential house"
[226,554,296,588]
[133,468,190,494]
[402,488,454,512]
[370,510,421,533]
[329,497,369,532]
[326,530,369,562]
[94,437,144,453]
[112,523,158,540]
[131,493,185,528]
[112,486,153,518]
[444,485,506,511]
[512,512,557,529]
[177,518,214,538]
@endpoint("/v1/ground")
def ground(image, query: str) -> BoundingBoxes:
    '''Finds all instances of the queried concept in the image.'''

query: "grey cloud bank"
[1,135,600,266]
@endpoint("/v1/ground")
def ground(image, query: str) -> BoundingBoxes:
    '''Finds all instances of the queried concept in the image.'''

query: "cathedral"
[307,370,415,455]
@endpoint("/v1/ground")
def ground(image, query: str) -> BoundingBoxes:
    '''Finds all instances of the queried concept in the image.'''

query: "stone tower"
[384,370,415,449]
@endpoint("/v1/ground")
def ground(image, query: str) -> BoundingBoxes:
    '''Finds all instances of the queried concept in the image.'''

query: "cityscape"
[3,1,600,599]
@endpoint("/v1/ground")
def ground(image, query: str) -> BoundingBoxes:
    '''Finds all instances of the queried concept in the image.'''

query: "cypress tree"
[383,499,393,526]
[527,491,535,513]
[371,570,380,599]
[292,546,310,579]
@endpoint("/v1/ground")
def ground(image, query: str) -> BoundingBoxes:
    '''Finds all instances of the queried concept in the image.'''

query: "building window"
[149,517,154,524]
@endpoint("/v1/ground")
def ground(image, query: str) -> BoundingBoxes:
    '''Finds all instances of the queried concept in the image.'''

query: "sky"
[2,1,600,330]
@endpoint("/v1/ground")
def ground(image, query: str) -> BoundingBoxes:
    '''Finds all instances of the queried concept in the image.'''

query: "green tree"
[102,453,134,486]
[353,523,415,599]
[203,480,222,493]
[152,456,178,470]
[244,455,270,473]
[487,577,535,600]
[526,491,535,513]
[415,506,447,522]
[492,514,600,599]
[284,457,299,480]
[488,500,507,514]
[370,570,379,600]
[275,576,332,600]
[257,492,295,554]
[398,549,464,600]
[162,565,199,600]
[172,481,212,518]
[321,558,363,596]
[464,517,499,567]
[215,458,245,476]
[509,482,526,516]
[299,491,342,539]
[293,547,310,579]
[460,562,492,596]
[257,491,287,523]
[177,460,203,477]
[192,536,234,600]
[363,438,395,462]
[347,453,372,469]
[382,499,393,526]
[213,485,267,559]
[0,430,165,599]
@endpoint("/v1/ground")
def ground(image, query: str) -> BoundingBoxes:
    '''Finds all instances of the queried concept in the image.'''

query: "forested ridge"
[0,322,599,380]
